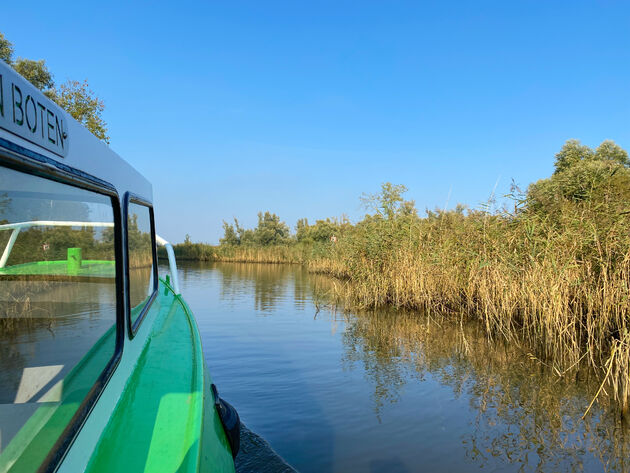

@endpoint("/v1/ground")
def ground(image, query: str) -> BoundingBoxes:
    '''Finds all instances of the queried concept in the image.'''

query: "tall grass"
[213,245,307,264]
[162,242,216,261]
[159,241,320,264]
[309,193,630,418]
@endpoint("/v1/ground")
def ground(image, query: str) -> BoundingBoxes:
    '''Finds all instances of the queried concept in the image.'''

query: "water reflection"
[0,280,117,402]
[341,310,630,472]
[178,262,630,472]
[181,262,329,314]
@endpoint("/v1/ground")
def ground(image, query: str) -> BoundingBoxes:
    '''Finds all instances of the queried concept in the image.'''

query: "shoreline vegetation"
[159,139,630,418]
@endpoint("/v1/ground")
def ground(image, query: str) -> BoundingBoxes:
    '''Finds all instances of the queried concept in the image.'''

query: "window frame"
[0,137,125,473]
[123,192,158,338]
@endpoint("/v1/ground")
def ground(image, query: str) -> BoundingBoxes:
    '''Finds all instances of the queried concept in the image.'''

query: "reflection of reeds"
[128,250,154,269]
[608,331,630,417]
[0,279,54,336]
[341,309,630,472]
[0,278,117,339]
[309,207,630,418]
[1,298,33,333]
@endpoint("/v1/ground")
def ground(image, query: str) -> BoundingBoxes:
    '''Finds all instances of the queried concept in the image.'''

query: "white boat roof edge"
[0,60,152,202]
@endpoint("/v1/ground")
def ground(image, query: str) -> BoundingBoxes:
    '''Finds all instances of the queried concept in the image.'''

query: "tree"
[13,58,54,91]
[361,182,417,220]
[53,80,110,143]
[220,220,240,246]
[528,139,630,213]
[309,219,341,243]
[594,140,629,167]
[253,211,290,246]
[295,218,310,242]
[553,139,594,174]
[0,31,110,144]
[0,32,14,63]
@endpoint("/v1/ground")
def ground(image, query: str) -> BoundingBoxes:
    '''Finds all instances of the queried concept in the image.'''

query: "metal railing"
[0,221,114,268]
[156,235,180,295]
[0,220,181,295]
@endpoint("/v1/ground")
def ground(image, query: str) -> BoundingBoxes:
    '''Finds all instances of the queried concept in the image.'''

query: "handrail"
[0,220,114,268]
[155,235,181,295]
[0,221,182,296]
[0,221,115,230]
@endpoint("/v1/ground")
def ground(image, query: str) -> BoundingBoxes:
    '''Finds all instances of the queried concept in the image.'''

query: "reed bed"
[309,198,630,418]
[213,245,307,264]
[159,242,309,264]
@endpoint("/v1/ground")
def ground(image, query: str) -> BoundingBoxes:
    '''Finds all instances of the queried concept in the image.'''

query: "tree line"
[218,138,630,250]
[219,211,352,247]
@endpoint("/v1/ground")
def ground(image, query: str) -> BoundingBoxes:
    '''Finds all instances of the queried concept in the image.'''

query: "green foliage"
[253,211,290,246]
[52,80,110,144]
[220,219,240,246]
[595,140,630,167]
[529,139,630,216]
[156,233,215,261]
[0,31,110,144]
[220,213,290,247]
[173,242,215,261]
[553,139,629,175]
[13,58,54,91]
[295,217,349,243]
[305,140,630,415]
[295,218,309,242]
[360,182,417,220]
[309,219,338,242]
[0,32,14,63]
[553,139,594,174]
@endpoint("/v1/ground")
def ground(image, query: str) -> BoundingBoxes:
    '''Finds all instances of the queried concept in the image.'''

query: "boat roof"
[0,60,152,202]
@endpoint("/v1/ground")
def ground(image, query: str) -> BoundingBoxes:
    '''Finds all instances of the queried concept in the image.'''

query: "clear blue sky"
[3,1,629,243]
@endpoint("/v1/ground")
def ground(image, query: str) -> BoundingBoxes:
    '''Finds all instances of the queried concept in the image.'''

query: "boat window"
[127,201,156,329]
[0,165,119,471]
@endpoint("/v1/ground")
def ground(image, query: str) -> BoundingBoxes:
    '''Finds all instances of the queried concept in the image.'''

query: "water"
[175,261,630,473]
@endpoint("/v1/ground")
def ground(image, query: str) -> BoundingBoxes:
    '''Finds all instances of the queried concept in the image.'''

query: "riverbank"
[167,140,630,417]
[158,244,306,264]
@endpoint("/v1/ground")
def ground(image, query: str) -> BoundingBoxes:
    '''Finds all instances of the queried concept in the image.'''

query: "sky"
[2,1,629,243]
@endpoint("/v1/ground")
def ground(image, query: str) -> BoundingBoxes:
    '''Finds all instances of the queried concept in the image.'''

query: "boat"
[0,60,240,472]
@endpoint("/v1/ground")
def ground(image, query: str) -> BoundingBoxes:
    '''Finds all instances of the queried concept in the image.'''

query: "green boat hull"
[1,278,236,473]
[84,279,236,473]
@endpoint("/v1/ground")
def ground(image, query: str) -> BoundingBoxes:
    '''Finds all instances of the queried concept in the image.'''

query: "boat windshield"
[0,166,118,472]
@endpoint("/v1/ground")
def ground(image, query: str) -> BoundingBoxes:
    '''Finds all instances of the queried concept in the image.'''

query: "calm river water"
[172,261,630,473]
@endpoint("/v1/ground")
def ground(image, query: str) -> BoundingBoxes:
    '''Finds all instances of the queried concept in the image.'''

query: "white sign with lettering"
[0,61,68,158]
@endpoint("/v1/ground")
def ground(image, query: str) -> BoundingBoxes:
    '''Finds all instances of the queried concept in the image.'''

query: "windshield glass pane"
[127,202,154,325]
[0,166,117,471]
